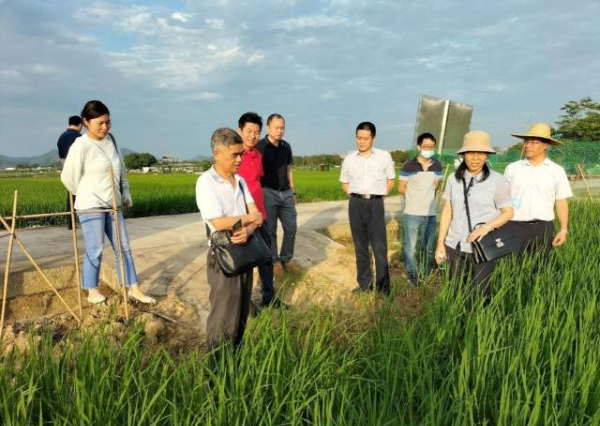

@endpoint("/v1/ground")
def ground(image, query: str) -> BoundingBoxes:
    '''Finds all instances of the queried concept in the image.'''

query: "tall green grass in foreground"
[1,201,599,425]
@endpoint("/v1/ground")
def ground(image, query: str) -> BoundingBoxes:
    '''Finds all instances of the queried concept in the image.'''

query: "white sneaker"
[128,291,156,304]
[87,294,106,304]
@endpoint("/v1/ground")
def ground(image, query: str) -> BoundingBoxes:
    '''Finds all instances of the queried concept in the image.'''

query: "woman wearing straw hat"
[435,131,514,296]
[504,123,572,255]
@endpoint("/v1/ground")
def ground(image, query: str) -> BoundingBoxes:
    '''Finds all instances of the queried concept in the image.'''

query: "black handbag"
[462,177,521,264]
[207,182,271,277]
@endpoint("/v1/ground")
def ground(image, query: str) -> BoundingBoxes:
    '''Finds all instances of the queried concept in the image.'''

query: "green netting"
[408,140,600,175]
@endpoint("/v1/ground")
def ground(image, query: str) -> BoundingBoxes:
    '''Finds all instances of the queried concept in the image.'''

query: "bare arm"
[435,200,453,263]
[387,179,395,195]
[398,180,407,195]
[553,199,569,247]
[341,183,350,195]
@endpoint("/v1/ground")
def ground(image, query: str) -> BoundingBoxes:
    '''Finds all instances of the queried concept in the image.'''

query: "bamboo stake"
[0,215,80,325]
[576,164,593,202]
[108,168,130,322]
[0,191,18,340]
[69,192,83,317]
[2,209,112,221]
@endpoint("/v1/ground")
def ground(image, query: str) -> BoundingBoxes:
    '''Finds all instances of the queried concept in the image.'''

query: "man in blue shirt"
[56,115,82,229]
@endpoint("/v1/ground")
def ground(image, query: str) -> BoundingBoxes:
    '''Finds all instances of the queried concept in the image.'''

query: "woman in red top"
[237,112,285,308]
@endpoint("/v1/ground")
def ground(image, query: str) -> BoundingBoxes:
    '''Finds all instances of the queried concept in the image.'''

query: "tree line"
[122,98,600,170]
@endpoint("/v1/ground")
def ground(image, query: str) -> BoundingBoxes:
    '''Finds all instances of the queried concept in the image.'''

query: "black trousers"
[256,225,275,304]
[206,251,253,350]
[348,197,390,293]
[508,220,554,257]
[446,244,496,298]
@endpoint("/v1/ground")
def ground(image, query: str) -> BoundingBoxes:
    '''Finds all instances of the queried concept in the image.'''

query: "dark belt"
[350,193,383,200]
[265,186,290,192]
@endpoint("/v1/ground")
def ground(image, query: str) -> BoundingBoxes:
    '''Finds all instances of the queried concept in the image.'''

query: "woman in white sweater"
[61,100,155,304]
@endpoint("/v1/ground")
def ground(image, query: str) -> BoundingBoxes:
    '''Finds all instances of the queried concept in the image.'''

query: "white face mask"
[420,149,435,159]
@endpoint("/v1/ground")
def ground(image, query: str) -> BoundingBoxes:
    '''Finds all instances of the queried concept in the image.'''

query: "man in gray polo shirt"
[399,132,443,285]
[340,122,395,295]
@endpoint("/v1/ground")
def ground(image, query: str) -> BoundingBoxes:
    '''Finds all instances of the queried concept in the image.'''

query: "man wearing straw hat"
[504,123,572,255]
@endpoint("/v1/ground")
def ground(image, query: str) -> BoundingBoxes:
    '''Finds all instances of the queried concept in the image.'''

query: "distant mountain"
[0,150,60,167]
[0,147,137,167]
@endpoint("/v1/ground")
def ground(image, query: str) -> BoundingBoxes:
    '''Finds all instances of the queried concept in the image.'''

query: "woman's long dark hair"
[454,156,491,183]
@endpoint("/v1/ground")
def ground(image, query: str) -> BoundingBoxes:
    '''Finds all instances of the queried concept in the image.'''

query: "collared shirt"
[399,156,443,216]
[256,137,293,191]
[238,148,266,220]
[57,128,82,159]
[196,166,255,228]
[339,148,395,196]
[504,158,572,221]
[443,170,512,253]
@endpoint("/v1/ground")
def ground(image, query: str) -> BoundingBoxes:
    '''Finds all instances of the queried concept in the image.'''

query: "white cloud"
[205,18,225,30]
[271,15,348,31]
[171,12,193,23]
[247,53,265,64]
[189,91,221,100]
[296,37,318,46]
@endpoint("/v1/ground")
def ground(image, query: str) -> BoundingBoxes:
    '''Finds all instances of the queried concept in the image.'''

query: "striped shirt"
[399,157,443,216]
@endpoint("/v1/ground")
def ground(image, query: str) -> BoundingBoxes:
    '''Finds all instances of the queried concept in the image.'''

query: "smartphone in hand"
[231,219,242,233]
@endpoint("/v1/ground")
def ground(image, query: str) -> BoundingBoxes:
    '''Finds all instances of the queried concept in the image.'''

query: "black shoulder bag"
[462,177,520,263]
[207,182,271,277]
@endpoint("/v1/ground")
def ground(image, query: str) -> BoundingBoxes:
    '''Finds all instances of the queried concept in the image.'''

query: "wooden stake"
[0,214,81,325]
[2,209,114,222]
[108,168,130,322]
[69,192,83,317]
[0,191,18,340]
[441,164,451,192]
[576,164,593,202]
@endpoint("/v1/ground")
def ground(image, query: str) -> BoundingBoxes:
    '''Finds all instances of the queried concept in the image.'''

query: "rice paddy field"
[0,171,389,226]
[0,200,599,425]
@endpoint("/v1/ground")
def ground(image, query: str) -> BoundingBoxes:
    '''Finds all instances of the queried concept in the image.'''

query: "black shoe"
[263,298,290,310]
[376,287,391,297]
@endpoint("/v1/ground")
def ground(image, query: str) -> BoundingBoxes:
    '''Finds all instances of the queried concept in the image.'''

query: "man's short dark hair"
[69,116,82,126]
[238,112,263,130]
[211,128,243,151]
[417,132,436,146]
[267,113,285,125]
[356,121,376,137]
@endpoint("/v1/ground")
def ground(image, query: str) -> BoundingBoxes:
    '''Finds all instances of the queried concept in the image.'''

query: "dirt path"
[0,197,403,330]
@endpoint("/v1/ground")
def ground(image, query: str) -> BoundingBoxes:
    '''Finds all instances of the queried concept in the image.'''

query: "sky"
[1,0,599,159]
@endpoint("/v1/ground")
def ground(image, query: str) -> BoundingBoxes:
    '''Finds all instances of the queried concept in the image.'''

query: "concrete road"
[0,196,403,327]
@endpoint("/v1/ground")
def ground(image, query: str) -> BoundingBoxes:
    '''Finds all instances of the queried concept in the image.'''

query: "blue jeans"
[78,211,138,290]
[402,214,436,281]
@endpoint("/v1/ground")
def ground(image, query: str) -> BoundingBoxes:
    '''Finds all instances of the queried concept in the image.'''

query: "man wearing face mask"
[399,133,443,285]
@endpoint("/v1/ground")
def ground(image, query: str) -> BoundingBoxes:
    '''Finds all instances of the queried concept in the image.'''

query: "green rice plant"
[0,203,599,424]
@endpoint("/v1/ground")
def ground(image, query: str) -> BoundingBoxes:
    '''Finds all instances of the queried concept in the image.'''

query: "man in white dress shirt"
[504,123,572,255]
[340,122,395,295]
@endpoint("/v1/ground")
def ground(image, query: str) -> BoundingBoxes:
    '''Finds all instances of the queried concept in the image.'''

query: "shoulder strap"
[462,177,475,233]
[238,180,250,214]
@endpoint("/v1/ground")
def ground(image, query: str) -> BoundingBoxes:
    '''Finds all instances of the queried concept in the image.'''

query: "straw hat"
[457,131,496,154]
[510,122,562,145]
